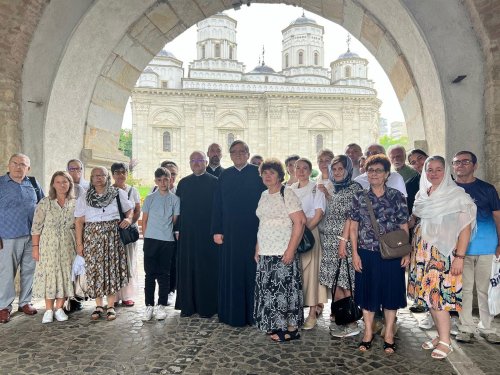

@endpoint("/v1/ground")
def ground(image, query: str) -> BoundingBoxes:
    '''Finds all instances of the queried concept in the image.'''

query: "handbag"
[488,256,500,316]
[280,185,315,254]
[116,194,139,245]
[363,191,411,259]
[331,258,362,325]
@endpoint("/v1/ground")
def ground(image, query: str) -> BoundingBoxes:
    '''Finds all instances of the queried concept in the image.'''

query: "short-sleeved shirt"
[74,189,133,222]
[290,181,326,218]
[350,186,409,251]
[0,174,44,238]
[355,171,408,197]
[142,191,180,241]
[456,178,500,255]
[124,186,140,205]
[256,187,303,256]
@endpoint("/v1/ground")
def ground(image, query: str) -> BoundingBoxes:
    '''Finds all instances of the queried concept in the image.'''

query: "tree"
[378,135,409,150]
[119,129,132,158]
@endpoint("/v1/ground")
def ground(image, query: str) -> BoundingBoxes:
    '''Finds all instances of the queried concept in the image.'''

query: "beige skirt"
[300,226,328,306]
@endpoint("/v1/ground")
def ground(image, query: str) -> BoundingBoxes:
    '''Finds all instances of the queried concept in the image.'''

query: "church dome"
[158,50,177,59]
[249,64,276,74]
[290,15,317,26]
[337,51,360,59]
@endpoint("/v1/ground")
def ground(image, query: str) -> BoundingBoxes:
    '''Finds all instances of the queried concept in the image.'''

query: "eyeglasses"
[190,159,206,163]
[10,161,29,168]
[452,159,473,166]
[230,150,247,155]
[68,167,82,172]
[367,168,386,175]
[112,170,127,175]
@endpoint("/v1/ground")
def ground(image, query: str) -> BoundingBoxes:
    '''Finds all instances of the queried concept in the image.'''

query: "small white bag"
[488,256,500,316]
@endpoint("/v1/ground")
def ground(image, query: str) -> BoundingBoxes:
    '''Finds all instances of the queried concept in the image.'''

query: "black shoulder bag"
[116,192,139,245]
[280,185,314,254]
[331,258,362,325]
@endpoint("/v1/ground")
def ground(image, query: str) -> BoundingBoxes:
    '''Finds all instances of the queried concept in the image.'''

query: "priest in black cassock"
[206,143,224,178]
[211,140,266,327]
[175,151,219,318]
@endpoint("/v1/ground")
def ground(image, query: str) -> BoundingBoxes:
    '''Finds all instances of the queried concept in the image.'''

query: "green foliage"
[137,186,153,200]
[119,129,132,158]
[378,135,409,150]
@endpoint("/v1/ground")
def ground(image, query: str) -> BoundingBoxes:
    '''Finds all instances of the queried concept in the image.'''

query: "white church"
[131,12,381,181]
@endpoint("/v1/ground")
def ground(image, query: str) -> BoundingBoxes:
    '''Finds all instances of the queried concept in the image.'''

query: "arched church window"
[229,46,233,60]
[227,133,235,151]
[316,134,323,153]
[215,43,221,58]
[163,131,172,152]
[285,54,289,68]
[201,45,206,59]
[345,66,351,78]
[314,52,319,65]
[298,51,303,65]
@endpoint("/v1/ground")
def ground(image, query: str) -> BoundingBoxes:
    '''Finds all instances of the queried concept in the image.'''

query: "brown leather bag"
[363,191,411,259]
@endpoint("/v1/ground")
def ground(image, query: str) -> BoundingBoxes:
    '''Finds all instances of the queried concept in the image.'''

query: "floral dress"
[32,197,76,299]
[319,181,362,289]
[407,224,462,311]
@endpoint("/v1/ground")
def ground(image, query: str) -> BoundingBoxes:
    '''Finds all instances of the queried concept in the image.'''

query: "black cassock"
[175,172,219,317]
[211,164,266,326]
[207,165,224,178]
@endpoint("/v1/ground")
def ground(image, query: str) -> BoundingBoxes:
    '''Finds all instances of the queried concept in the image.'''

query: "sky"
[121,4,404,129]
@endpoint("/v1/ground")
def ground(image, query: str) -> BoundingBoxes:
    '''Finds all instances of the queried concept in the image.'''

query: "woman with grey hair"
[74,166,133,321]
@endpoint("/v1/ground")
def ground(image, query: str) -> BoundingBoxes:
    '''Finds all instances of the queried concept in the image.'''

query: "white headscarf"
[413,156,476,257]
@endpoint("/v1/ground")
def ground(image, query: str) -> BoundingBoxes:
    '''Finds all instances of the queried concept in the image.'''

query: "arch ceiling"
[20,0,485,184]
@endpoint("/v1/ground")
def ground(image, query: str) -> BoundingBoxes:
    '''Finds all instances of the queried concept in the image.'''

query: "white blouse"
[290,180,326,218]
[74,189,133,222]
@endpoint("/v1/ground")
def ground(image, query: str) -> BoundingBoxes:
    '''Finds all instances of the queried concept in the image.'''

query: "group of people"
[0,140,498,357]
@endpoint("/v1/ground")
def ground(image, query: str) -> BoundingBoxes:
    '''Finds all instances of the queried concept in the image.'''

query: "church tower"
[330,35,374,89]
[281,12,329,85]
[189,13,245,81]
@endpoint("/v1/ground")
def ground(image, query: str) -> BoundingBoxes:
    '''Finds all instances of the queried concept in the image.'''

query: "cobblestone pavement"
[1,240,498,375]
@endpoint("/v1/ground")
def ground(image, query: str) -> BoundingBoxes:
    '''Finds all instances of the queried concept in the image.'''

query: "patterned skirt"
[407,224,462,311]
[83,220,129,298]
[319,232,355,290]
[254,255,304,332]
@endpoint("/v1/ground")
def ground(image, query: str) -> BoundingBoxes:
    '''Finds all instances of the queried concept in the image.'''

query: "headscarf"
[412,157,476,257]
[85,168,119,209]
[328,155,353,192]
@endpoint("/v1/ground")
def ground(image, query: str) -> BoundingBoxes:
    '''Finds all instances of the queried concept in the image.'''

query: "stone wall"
[0,0,48,173]
[465,0,500,190]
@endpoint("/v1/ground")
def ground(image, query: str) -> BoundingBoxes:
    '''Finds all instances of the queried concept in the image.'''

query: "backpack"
[28,176,43,203]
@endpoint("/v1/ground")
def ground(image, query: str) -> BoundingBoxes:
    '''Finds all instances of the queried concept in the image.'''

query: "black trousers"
[169,239,177,293]
[143,238,175,306]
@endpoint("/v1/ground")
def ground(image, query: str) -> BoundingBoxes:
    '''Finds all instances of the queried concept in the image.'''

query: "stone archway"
[19,0,486,185]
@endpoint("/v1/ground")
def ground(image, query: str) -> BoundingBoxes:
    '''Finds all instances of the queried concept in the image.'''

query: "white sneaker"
[329,323,344,338]
[54,308,68,322]
[418,312,434,330]
[342,323,361,337]
[143,305,154,321]
[42,310,54,324]
[155,305,167,320]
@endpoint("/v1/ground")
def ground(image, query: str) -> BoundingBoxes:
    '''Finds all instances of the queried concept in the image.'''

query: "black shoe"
[409,304,426,313]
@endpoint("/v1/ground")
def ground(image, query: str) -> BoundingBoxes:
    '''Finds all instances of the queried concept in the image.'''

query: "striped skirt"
[83,220,129,298]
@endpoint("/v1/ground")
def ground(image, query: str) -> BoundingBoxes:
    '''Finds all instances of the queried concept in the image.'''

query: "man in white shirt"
[354,144,407,197]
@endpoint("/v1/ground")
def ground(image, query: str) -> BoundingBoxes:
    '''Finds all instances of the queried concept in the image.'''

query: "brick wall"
[0,0,48,172]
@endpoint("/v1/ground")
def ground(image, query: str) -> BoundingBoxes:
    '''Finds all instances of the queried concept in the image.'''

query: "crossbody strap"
[115,195,125,221]
[363,190,381,240]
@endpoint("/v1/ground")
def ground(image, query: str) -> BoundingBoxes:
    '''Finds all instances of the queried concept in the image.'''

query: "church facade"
[131,13,381,182]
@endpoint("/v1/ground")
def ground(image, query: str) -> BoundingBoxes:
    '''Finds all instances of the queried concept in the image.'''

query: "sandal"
[91,306,104,320]
[422,337,440,350]
[271,329,301,343]
[106,307,116,321]
[383,341,397,354]
[358,336,374,351]
[266,329,280,336]
[431,341,453,359]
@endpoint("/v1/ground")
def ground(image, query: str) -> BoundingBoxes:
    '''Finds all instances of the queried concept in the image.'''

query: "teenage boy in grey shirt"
[141,167,180,321]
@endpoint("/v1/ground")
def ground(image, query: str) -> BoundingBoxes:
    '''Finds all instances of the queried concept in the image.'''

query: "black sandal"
[383,341,396,354]
[91,306,104,320]
[266,329,280,335]
[358,336,374,351]
[106,307,116,321]
[271,329,301,342]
